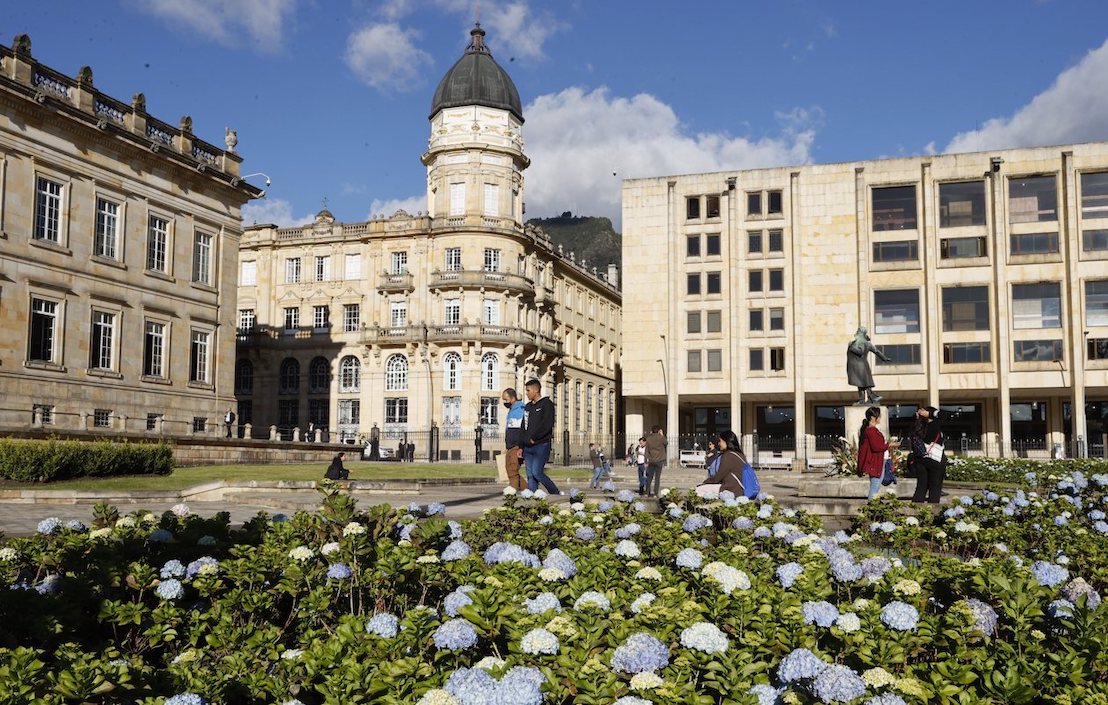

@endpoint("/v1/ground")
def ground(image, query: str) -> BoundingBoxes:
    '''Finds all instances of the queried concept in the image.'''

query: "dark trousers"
[645,461,664,496]
[911,457,946,503]
[637,463,647,492]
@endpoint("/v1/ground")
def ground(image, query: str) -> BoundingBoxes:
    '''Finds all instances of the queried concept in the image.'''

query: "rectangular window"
[1088,338,1108,361]
[313,305,329,330]
[940,236,987,259]
[707,349,722,372]
[278,400,299,429]
[705,233,721,256]
[749,270,763,293]
[706,272,721,295]
[687,310,701,334]
[769,307,785,331]
[146,413,160,431]
[344,253,361,280]
[872,185,917,231]
[1082,229,1108,252]
[687,273,701,295]
[445,247,462,271]
[192,232,212,284]
[444,299,461,326]
[939,181,987,227]
[1013,282,1061,329]
[385,398,408,424]
[1087,280,1108,327]
[767,229,783,253]
[191,417,207,433]
[391,251,408,274]
[747,192,762,216]
[706,310,721,333]
[1081,171,1108,219]
[29,297,58,362]
[308,399,329,428]
[768,269,784,292]
[873,240,918,262]
[315,255,331,282]
[876,343,921,366]
[483,298,500,326]
[34,404,55,425]
[686,196,701,219]
[34,176,63,242]
[748,230,763,254]
[449,182,465,216]
[90,311,115,370]
[189,329,210,383]
[943,342,991,364]
[483,248,501,272]
[285,257,301,283]
[143,321,165,377]
[483,183,499,216]
[767,190,783,215]
[942,286,989,331]
[750,348,764,371]
[240,260,256,286]
[749,309,764,331]
[1011,232,1059,255]
[706,195,720,218]
[339,399,361,425]
[284,307,299,331]
[686,235,700,257]
[874,289,920,334]
[343,303,361,332]
[770,347,786,371]
[390,301,407,328]
[1014,339,1063,362]
[687,350,702,373]
[147,215,169,272]
[94,198,120,259]
[238,308,255,332]
[1009,175,1058,223]
[94,409,111,428]
[480,398,499,427]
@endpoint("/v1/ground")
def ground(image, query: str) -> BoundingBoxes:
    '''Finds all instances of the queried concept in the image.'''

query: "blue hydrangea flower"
[1048,599,1075,618]
[569,488,582,499]
[448,520,464,540]
[680,622,729,654]
[732,517,754,530]
[444,666,545,705]
[573,591,611,611]
[523,591,562,614]
[748,684,784,705]
[433,619,478,649]
[165,695,206,705]
[612,698,653,705]
[366,613,399,638]
[442,540,472,561]
[778,647,828,683]
[427,502,447,516]
[860,556,892,581]
[753,526,772,538]
[1030,561,1069,587]
[812,664,866,703]
[160,560,186,579]
[64,519,87,531]
[542,548,578,578]
[615,523,642,539]
[575,526,596,541]
[1095,520,1108,534]
[602,481,616,492]
[34,574,61,595]
[682,514,712,532]
[1089,509,1106,521]
[483,542,540,567]
[1062,578,1102,609]
[616,489,635,503]
[1053,515,1068,527]
[36,517,61,535]
[185,556,218,579]
[675,548,703,569]
[272,513,289,523]
[866,694,908,705]
[156,578,184,600]
[964,598,998,635]
[326,563,353,580]
[667,505,685,519]
[598,501,615,512]
[777,562,805,588]
[444,585,476,617]
[611,632,670,674]
[519,627,559,655]
[149,529,173,543]
[880,601,919,631]
[801,600,840,627]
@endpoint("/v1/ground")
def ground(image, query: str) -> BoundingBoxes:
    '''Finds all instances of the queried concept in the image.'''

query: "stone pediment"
[277,290,302,303]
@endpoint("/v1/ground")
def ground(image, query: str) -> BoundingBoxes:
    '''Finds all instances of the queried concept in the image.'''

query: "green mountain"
[527,213,621,272]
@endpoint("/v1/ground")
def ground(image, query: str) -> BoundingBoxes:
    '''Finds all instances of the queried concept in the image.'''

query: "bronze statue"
[847,326,889,405]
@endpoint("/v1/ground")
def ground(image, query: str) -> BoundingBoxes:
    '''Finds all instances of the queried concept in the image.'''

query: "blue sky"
[7,1,1108,229]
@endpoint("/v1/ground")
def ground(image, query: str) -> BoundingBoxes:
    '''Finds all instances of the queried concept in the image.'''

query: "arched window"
[386,354,408,391]
[234,359,253,395]
[443,351,461,391]
[340,355,360,393]
[481,352,498,392]
[309,357,331,394]
[279,358,300,394]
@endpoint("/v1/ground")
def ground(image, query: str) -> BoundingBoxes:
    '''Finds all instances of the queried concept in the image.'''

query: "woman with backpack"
[700,430,760,499]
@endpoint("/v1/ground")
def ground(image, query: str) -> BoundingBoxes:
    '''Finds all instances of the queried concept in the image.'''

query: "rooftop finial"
[469,21,487,53]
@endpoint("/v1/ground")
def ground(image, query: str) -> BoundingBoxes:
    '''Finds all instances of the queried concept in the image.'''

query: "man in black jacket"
[521,378,560,494]
[324,452,349,480]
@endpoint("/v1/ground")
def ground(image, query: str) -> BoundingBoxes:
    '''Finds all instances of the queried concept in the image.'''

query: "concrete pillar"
[269,425,278,441]
[989,160,1013,457]
[293,427,301,442]
[32,408,43,428]
[119,414,128,433]
[244,423,252,439]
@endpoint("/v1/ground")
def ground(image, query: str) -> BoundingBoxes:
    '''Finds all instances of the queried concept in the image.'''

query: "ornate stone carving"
[179,115,192,134]
[13,34,31,57]
[76,65,93,86]
[131,92,146,112]
[224,127,237,153]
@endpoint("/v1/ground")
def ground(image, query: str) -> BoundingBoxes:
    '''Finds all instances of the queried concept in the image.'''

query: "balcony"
[362,325,423,346]
[431,215,518,233]
[429,269,534,295]
[378,271,414,292]
[362,323,563,356]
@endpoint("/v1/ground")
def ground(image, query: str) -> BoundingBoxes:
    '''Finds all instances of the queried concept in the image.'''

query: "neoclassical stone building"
[0,36,262,435]
[623,142,1108,462]
[237,25,621,455]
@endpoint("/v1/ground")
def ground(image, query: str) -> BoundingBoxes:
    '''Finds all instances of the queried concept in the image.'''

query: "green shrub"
[946,456,1108,485]
[0,438,173,482]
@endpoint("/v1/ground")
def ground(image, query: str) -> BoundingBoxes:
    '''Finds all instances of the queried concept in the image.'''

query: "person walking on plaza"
[521,378,560,494]
[588,443,609,489]
[224,408,235,438]
[911,405,947,503]
[501,387,528,491]
[644,425,667,497]
[857,406,899,500]
[635,437,648,495]
[324,451,349,480]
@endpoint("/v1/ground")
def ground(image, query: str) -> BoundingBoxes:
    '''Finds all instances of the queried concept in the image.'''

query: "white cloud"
[946,39,1108,153]
[370,194,426,219]
[345,22,433,91]
[431,0,564,59]
[131,0,296,51]
[241,198,315,227]
[523,87,819,227]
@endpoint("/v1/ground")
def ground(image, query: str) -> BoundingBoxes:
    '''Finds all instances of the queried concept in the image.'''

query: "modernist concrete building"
[0,35,262,435]
[622,142,1108,462]
[236,25,621,456]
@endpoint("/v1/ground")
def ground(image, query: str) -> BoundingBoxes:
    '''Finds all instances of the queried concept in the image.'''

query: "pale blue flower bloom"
[36,517,61,535]
[523,591,562,614]
[441,540,472,561]
[964,598,998,635]
[778,648,827,683]
[542,548,577,578]
[777,562,805,588]
[160,560,186,579]
[150,529,173,543]
[802,600,839,627]
[880,601,919,631]
[366,613,399,638]
[444,585,476,617]
[812,664,866,703]
[611,632,669,674]
[675,548,703,569]
[433,619,478,649]
[165,695,205,705]
[1030,561,1069,587]
[326,563,353,580]
[156,578,184,600]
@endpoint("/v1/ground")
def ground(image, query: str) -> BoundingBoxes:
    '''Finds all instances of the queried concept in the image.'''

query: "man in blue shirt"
[501,387,527,490]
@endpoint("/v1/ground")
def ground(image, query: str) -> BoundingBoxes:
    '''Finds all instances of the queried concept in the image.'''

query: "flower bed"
[1,480,1107,704]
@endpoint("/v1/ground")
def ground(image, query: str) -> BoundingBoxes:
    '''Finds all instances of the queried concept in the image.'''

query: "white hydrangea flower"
[630,672,664,691]
[142,513,158,524]
[321,542,340,556]
[836,612,861,632]
[288,546,315,561]
[636,567,663,580]
[893,579,921,596]
[539,567,565,582]
[343,522,366,536]
[0,547,17,561]
[570,502,585,511]
[905,516,920,526]
[702,561,751,594]
[115,517,136,528]
[281,649,304,660]
[558,509,571,516]
[416,555,440,564]
[534,489,548,499]
[474,656,506,671]
[863,667,897,688]
[89,528,113,540]
[171,503,191,517]
[503,486,517,496]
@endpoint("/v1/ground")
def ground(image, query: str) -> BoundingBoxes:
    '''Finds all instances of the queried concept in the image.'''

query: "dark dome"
[430,24,523,123]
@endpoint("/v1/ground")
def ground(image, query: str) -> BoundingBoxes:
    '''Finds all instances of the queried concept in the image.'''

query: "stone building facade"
[622,142,1108,462]
[0,36,262,435]
[236,26,621,457]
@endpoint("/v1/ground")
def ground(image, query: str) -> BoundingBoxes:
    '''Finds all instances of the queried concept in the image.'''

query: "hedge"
[946,456,1108,485]
[0,438,174,482]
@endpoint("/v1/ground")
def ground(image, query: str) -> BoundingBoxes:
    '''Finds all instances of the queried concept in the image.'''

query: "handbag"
[925,439,944,462]
[881,458,896,486]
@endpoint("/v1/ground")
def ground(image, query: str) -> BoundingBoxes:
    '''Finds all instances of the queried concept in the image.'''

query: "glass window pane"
[872,185,917,231]
[767,229,783,252]
[767,190,783,215]
[873,240,918,262]
[768,269,783,291]
[747,193,761,216]
[1014,339,1063,362]
[749,349,763,370]
[706,234,721,256]
[1086,280,1108,327]
[687,350,702,373]
[686,235,700,257]
[687,274,700,295]
[706,310,722,333]
[1009,175,1057,223]
[939,181,987,227]
[874,289,920,334]
[686,197,700,219]
[748,231,762,254]
[940,236,987,259]
[1012,283,1061,329]
[687,311,701,334]
[1082,229,1108,252]
[749,270,763,292]
[706,272,721,294]
[942,286,989,331]
[1010,232,1058,255]
[875,344,921,365]
[749,309,764,331]
[707,349,722,371]
[1081,171,1108,219]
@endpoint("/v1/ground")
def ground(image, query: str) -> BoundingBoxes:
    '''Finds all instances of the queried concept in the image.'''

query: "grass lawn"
[0,462,592,492]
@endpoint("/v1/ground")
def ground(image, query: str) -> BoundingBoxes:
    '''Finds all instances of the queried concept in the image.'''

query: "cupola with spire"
[429,23,523,122]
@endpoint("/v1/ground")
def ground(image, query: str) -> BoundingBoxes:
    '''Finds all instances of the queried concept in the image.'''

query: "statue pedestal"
[844,405,889,444]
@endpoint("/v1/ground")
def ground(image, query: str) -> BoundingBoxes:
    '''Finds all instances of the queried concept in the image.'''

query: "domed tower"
[423,23,528,226]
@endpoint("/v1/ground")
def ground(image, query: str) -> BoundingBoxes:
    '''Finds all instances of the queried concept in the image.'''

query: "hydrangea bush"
[1,477,1107,703]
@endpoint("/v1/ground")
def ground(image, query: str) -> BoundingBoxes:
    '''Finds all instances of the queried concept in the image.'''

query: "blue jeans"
[590,463,610,487]
[524,442,559,494]
[867,476,881,499]
[637,463,647,491]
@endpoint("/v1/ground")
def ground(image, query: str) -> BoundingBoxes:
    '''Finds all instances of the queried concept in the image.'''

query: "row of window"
[687,230,787,259]
[253,352,504,396]
[277,248,509,284]
[447,181,513,218]
[872,229,1108,263]
[559,380,616,436]
[33,177,216,285]
[31,406,211,433]
[685,190,784,220]
[687,269,785,296]
[28,296,212,383]
[865,339,1108,365]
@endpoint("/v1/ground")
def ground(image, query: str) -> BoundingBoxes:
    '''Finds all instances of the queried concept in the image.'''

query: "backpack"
[740,463,760,499]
